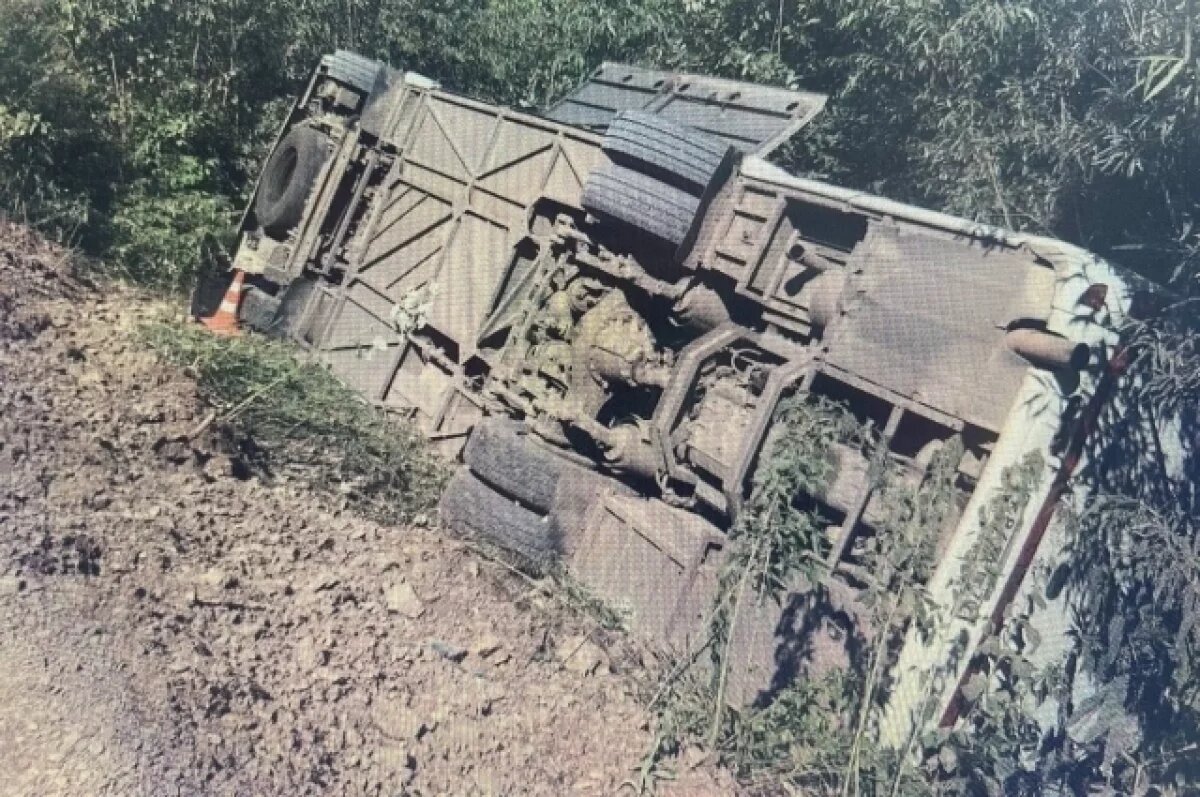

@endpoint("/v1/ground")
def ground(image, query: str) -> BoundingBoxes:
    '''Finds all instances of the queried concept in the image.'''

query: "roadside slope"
[0,223,661,796]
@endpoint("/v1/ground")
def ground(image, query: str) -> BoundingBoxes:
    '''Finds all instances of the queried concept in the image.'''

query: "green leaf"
[1141,55,1188,101]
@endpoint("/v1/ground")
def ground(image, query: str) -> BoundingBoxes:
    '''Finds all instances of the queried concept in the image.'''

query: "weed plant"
[141,320,446,524]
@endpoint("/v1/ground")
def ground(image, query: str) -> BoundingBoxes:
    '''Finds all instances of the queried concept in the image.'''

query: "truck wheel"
[439,469,559,570]
[255,125,331,236]
[463,419,571,513]
[582,164,700,248]
[602,111,732,194]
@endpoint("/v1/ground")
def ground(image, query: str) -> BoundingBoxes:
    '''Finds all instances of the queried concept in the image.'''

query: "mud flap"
[723,578,869,708]
[239,287,282,333]
[247,276,321,340]
[564,493,725,651]
[560,489,868,707]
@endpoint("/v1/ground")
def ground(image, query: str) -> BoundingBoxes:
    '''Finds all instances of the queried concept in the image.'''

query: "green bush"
[4,0,1197,292]
[0,0,120,244]
[141,321,448,524]
[108,175,235,294]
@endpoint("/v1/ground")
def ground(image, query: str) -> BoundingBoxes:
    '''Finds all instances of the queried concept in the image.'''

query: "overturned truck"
[200,51,1158,748]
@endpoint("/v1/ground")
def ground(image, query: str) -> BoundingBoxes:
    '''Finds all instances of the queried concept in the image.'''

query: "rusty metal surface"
[310,86,609,414]
[566,493,724,649]
[824,225,1057,432]
[347,88,605,350]
[543,63,826,157]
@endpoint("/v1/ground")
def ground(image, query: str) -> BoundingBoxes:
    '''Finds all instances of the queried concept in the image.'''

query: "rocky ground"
[0,223,733,796]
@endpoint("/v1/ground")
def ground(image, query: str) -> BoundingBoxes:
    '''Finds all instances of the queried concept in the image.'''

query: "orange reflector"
[200,270,245,337]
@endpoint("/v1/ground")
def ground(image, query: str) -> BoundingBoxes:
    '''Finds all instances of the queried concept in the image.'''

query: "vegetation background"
[1,0,1196,793]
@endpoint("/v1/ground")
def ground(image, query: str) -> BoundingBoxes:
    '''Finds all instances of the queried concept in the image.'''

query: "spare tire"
[255,125,331,236]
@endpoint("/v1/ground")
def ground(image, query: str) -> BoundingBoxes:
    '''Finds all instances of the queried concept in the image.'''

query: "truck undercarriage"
[198,50,1150,748]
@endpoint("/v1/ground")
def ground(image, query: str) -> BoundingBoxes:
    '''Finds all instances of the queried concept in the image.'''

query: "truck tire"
[602,111,732,194]
[439,469,558,569]
[582,164,700,248]
[463,419,570,513]
[324,50,385,94]
[255,125,331,236]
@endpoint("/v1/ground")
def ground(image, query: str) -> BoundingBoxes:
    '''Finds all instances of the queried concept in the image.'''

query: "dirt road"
[0,224,732,795]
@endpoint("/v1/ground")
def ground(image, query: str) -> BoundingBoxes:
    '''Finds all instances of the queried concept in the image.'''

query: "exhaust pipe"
[1006,328,1090,370]
[801,271,847,329]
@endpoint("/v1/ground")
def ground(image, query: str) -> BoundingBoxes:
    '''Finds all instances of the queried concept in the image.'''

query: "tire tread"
[463,420,566,513]
[581,164,700,246]
[602,111,730,192]
[439,469,557,569]
[255,125,331,235]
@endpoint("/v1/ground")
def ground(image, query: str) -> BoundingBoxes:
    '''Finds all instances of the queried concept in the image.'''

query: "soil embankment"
[0,224,733,795]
